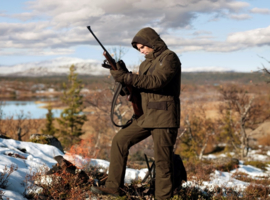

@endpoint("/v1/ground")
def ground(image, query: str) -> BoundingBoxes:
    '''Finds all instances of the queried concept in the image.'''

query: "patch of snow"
[0,138,63,200]
[1,138,270,199]
[231,164,267,178]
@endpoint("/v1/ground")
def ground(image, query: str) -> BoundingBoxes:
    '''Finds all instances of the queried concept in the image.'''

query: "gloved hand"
[110,60,129,83]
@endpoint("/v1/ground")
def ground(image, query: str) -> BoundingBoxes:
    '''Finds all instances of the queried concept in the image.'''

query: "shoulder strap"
[110,83,133,128]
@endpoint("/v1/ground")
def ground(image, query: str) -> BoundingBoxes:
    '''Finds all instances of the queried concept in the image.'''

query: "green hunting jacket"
[124,27,181,128]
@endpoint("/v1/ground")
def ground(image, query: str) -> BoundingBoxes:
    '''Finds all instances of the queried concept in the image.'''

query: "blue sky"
[0,0,269,72]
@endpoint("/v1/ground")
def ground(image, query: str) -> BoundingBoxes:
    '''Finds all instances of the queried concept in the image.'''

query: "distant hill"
[0,57,109,77]
[0,57,268,84]
[0,56,236,77]
[0,72,268,87]
[181,71,268,84]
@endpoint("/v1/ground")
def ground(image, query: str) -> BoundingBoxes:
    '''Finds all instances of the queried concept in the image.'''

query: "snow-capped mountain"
[0,57,109,77]
[0,57,233,77]
[183,66,233,72]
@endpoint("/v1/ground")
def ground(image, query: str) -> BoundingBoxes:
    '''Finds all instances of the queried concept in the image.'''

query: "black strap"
[111,82,133,128]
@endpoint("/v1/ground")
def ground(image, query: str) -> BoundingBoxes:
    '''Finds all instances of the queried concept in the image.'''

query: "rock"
[46,155,89,184]
[6,152,26,159]
[249,121,270,139]
[0,134,11,139]
[211,157,239,171]
[29,134,64,153]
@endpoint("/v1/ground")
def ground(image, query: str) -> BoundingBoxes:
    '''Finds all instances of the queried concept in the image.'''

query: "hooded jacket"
[124,27,181,128]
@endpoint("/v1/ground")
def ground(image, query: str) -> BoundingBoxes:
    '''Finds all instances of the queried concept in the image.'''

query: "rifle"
[86,26,143,127]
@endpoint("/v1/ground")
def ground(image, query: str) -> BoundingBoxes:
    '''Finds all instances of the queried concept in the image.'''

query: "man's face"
[136,44,154,55]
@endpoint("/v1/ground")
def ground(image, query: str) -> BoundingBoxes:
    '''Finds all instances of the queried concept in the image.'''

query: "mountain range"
[0,57,109,77]
[0,57,232,77]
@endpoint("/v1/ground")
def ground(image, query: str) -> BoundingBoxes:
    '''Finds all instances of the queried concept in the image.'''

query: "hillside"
[0,71,268,85]
[181,71,268,84]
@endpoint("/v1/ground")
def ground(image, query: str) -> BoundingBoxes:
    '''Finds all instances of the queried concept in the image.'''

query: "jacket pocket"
[147,100,174,110]
[147,101,167,110]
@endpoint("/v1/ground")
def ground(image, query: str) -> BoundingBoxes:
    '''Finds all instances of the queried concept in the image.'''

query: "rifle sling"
[111,82,133,128]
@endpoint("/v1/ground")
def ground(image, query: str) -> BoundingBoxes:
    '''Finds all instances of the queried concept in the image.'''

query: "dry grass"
[243,184,270,199]
[0,164,18,189]
[29,167,93,199]
[0,164,18,200]
[257,134,270,146]
[0,118,47,141]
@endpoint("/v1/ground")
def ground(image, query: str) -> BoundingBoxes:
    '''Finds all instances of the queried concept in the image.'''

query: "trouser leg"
[105,120,151,190]
[152,128,178,200]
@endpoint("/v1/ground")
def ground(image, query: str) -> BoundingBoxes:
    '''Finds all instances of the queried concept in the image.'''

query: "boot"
[90,186,123,196]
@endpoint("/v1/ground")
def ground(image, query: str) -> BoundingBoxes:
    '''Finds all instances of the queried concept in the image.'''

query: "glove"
[110,60,129,83]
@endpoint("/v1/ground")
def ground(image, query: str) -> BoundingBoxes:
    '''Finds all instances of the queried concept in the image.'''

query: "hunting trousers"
[105,120,178,200]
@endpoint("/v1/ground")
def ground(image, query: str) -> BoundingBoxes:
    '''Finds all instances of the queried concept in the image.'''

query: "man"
[91,27,181,200]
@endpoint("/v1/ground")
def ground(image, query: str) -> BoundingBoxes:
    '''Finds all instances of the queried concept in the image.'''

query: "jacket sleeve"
[124,52,180,90]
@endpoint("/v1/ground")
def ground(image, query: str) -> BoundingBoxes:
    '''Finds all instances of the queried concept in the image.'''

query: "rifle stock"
[87,26,143,119]
[103,52,117,70]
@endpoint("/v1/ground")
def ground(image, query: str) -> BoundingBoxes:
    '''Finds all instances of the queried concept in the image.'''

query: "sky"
[0,0,269,72]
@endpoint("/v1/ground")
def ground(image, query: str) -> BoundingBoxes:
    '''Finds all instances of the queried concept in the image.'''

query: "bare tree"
[180,106,217,160]
[258,55,270,83]
[0,102,7,136]
[109,46,128,62]
[218,84,270,158]
[1,110,42,140]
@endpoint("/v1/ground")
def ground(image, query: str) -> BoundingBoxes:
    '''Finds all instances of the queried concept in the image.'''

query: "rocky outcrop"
[30,134,64,153]
[0,134,11,139]
[210,157,239,171]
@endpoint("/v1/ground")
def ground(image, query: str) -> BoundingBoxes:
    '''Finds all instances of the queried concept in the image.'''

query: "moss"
[244,161,268,171]
[29,135,50,145]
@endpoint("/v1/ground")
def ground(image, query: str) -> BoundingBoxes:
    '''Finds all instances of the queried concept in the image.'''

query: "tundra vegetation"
[1,66,270,199]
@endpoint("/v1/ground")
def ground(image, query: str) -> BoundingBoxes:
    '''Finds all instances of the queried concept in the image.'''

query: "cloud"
[162,25,270,53]
[0,48,74,56]
[250,7,270,14]
[227,25,270,47]
[20,0,251,30]
[11,12,37,21]
[0,0,261,56]
[0,12,6,17]
[192,30,212,36]
[229,14,251,20]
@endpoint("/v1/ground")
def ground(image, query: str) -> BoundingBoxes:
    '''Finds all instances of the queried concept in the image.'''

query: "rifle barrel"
[86,26,112,59]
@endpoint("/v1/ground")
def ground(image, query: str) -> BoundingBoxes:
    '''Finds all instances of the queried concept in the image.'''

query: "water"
[0,100,62,119]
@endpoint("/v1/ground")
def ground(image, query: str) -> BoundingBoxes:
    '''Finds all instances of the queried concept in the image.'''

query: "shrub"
[244,160,268,171]
[0,164,18,189]
[0,189,4,199]
[243,184,270,199]
[29,135,51,145]
[184,159,215,183]
[173,185,218,200]
[31,168,92,200]
[257,135,270,146]
[129,150,145,162]
[232,171,270,185]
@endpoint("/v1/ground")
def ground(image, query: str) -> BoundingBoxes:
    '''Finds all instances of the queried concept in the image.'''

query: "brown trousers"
[105,120,177,200]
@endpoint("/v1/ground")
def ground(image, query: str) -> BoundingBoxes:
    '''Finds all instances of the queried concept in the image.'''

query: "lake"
[0,100,62,119]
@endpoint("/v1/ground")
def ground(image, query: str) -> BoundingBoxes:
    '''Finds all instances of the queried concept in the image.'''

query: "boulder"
[30,134,64,153]
[210,157,239,171]
[0,134,10,139]
[46,155,89,184]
